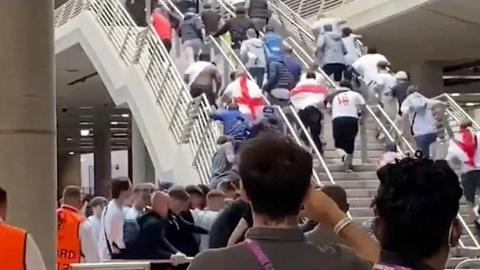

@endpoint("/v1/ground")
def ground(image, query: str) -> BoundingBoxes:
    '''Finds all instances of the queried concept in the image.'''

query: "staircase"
[54,0,220,185]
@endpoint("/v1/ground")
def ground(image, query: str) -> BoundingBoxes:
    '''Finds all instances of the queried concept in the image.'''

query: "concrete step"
[323,143,385,151]
[319,171,377,181]
[335,180,379,189]
[316,163,377,172]
[348,197,373,208]
[346,188,377,198]
[349,207,374,217]
[323,149,383,159]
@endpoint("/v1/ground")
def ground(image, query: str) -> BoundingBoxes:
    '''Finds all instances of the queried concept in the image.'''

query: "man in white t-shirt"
[98,178,132,260]
[373,61,398,139]
[328,87,366,171]
[352,47,389,88]
[192,190,226,251]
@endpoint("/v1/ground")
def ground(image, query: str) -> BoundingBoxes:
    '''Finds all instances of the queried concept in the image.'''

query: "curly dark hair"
[374,158,462,260]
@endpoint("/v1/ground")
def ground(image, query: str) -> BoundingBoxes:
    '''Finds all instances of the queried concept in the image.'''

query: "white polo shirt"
[331,90,366,120]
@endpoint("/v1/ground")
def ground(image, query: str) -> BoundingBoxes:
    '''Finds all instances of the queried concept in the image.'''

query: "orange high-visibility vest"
[57,206,85,270]
[0,222,27,270]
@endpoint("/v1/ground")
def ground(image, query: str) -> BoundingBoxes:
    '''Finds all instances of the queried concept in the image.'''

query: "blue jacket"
[263,60,294,92]
[284,56,303,85]
[263,32,284,62]
[210,109,246,134]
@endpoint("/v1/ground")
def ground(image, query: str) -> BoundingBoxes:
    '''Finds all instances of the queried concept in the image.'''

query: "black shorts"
[462,170,480,204]
[332,116,359,154]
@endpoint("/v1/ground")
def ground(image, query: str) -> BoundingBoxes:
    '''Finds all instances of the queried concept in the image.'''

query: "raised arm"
[305,189,380,263]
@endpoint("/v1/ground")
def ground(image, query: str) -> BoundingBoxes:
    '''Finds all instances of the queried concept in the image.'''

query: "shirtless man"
[184,53,223,105]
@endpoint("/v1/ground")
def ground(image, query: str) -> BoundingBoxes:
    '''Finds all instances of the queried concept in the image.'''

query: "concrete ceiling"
[355,0,480,69]
[56,45,131,155]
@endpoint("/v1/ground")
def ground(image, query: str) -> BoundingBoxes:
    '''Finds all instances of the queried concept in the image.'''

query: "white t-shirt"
[342,35,361,65]
[331,91,366,119]
[375,71,397,96]
[192,210,219,251]
[88,215,102,242]
[98,200,126,260]
[124,207,142,220]
[352,53,389,84]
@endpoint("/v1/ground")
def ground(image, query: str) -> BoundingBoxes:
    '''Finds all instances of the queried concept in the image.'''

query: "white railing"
[160,0,329,187]
[281,0,356,18]
[55,0,220,185]
[71,259,192,269]
[271,0,480,248]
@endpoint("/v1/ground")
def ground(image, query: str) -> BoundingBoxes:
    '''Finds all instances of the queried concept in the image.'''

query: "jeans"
[183,38,204,61]
[250,17,268,32]
[248,67,266,87]
[414,133,437,158]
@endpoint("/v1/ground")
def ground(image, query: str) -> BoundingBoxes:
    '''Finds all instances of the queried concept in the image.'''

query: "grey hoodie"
[240,38,267,68]
[318,32,346,65]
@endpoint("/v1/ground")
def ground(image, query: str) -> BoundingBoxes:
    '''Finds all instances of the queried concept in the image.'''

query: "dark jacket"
[201,9,221,35]
[263,60,294,92]
[284,56,303,85]
[178,13,203,42]
[248,0,271,19]
[214,15,255,49]
[174,0,196,14]
[126,211,178,260]
[165,211,208,257]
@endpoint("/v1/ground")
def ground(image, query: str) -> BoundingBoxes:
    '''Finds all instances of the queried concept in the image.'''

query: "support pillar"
[409,62,444,97]
[0,0,56,268]
[94,111,112,196]
[132,119,148,185]
[57,154,82,198]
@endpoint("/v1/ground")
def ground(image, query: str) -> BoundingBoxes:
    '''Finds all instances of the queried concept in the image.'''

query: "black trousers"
[190,84,216,106]
[323,63,346,82]
[298,106,323,155]
[332,116,358,154]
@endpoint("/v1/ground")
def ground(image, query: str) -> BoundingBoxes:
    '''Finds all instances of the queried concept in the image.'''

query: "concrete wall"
[58,154,81,197]
[55,12,201,186]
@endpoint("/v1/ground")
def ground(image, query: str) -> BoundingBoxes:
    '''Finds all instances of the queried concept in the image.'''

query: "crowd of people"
[2,2,479,270]
[1,133,475,270]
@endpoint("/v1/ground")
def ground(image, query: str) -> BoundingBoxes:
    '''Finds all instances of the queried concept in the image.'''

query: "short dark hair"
[305,71,316,79]
[111,178,131,199]
[168,186,190,201]
[0,187,6,207]
[198,53,210,62]
[90,196,108,207]
[186,185,204,197]
[342,27,352,37]
[367,47,378,54]
[339,80,352,89]
[235,6,246,14]
[239,136,312,221]
[321,185,348,213]
[374,158,462,260]
[197,184,211,197]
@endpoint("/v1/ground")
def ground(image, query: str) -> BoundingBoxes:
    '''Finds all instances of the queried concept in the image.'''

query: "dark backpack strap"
[410,112,418,136]
[102,206,114,256]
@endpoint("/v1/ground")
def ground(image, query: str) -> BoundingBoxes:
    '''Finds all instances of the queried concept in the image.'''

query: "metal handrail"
[434,94,480,131]
[55,0,220,184]
[210,0,332,186]
[374,104,415,154]
[277,0,480,250]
